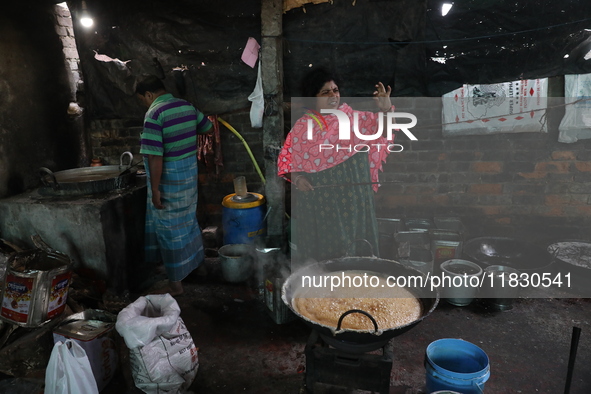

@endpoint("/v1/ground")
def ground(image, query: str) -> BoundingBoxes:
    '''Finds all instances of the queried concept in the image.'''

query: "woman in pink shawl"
[278,67,395,264]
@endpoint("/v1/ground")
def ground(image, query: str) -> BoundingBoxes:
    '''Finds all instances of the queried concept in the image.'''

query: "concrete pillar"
[261,0,285,244]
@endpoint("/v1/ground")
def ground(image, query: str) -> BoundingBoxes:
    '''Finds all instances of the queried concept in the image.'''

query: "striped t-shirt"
[140,93,212,161]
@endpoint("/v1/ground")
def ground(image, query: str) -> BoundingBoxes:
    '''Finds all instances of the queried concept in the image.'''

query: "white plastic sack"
[116,294,198,394]
[248,61,264,128]
[45,340,99,394]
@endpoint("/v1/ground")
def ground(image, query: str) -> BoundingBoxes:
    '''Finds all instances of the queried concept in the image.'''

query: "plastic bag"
[558,73,591,143]
[248,62,264,128]
[44,339,99,394]
[116,294,198,394]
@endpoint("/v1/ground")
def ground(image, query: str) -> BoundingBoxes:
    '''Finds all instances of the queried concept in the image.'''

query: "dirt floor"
[98,257,591,394]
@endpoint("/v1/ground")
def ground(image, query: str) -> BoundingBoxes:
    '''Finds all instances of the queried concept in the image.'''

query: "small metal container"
[400,247,434,276]
[218,244,254,283]
[404,218,435,232]
[377,218,405,259]
[430,230,463,267]
[481,265,521,311]
[434,216,465,234]
[377,218,405,235]
[256,247,294,325]
[394,231,431,260]
[0,249,72,327]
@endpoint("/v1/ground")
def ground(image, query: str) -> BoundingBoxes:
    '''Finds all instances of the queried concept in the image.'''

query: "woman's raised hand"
[373,82,392,112]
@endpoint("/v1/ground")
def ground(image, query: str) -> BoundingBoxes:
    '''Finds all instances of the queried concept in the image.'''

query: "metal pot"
[281,256,439,352]
[39,152,137,196]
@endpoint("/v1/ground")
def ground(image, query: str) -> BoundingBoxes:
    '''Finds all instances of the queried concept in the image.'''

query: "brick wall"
[375,84,591,244]
[53,4,82,100]
[88,119,143,165]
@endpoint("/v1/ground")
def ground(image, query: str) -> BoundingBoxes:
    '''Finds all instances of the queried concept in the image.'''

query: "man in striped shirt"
[136,75,213,296]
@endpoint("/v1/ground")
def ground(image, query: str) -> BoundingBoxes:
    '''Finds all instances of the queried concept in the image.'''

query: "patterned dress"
[278,103,394,264]
[291,152,379,263]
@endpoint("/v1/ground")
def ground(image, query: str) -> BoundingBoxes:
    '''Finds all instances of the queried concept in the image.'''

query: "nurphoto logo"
[306,109,418,153]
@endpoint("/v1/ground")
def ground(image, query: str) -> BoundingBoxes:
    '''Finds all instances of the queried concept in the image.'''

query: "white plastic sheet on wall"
[442,79,548,136]
[558,73,591,143]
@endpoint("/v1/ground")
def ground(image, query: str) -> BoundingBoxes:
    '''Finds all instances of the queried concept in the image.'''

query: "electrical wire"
[284,17,591,46]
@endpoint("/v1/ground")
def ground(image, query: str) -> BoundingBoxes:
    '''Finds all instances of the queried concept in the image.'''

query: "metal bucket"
[0,249,72,327]
[218,244,254,283]
[481,265,521,311]
[440,259,482,307]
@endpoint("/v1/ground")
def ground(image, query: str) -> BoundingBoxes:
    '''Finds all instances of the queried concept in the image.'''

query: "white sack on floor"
[116,294,198,394]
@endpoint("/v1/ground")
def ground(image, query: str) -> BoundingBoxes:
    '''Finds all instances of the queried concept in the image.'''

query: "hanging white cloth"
[248,61,264,128]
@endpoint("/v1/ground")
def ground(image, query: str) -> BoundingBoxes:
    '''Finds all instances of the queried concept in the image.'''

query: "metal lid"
[53,310,116,341]
[222,192,266,209]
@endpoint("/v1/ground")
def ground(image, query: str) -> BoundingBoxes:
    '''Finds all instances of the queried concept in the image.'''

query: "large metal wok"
[463,236,553,272]
[282,256,439,352]
[39,152,138,196]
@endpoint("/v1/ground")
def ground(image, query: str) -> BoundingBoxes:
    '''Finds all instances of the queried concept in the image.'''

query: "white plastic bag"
[558,73,591,143]
[45,339,99,394]
[248,61,264,128]
[116,294,198,394]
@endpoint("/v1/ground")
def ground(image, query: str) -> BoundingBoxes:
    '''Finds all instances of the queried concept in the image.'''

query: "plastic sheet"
[75,0,591,120]
[558,73,591,142]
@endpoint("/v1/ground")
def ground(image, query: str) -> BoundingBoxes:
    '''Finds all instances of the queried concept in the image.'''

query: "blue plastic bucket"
[425,338,490,394]
[222,193,267,245]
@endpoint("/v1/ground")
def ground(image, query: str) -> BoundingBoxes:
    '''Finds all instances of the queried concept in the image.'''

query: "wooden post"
[261,0,285,245]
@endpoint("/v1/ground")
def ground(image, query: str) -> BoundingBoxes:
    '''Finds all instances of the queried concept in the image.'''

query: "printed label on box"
[1,275,35,323]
